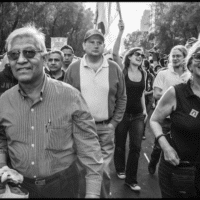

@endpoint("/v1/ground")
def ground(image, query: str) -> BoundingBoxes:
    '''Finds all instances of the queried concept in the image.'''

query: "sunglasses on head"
[192,53,200,62]
[7,49,43,61]
[133,51,145,59]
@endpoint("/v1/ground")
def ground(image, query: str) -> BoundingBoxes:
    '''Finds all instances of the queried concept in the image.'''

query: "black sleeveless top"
[125,70,145,114]
[170,80,200,162]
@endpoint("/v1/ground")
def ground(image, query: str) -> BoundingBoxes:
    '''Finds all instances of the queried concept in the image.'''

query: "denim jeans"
[114,113,145,184]
[150,118,171,165]
[145,93,154,114]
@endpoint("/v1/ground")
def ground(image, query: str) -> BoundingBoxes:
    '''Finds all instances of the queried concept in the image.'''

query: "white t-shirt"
[153,66,191,96]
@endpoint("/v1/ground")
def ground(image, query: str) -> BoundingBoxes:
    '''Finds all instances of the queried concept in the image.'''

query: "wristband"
[156,134,166,143]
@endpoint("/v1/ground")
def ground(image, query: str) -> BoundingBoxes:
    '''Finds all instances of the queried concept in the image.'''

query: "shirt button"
[31,144,35,148]
[31,126,34,130]
[31,162,34,165]
[31,108,34,112]
[40,97,43,101]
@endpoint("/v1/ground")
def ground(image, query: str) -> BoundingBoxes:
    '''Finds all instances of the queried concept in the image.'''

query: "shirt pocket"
[45,123,72,151]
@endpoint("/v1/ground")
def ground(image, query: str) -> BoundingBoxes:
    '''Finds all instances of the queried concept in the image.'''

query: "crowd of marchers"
[0,20,200,198]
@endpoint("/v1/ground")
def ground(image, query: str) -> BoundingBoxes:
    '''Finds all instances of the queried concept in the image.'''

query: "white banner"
[51,37,68,50]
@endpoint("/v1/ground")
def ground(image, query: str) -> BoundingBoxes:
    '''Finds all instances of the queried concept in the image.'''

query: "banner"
[94,2,121,49]
[51,37,68,50]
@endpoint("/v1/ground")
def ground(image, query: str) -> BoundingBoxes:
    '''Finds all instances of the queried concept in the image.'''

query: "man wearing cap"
[64,29,127,198]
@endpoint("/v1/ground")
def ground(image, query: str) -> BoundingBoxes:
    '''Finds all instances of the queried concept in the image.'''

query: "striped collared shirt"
[0,75,103,196]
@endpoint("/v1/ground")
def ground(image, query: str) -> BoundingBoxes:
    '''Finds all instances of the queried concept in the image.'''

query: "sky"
[84,2,151,36]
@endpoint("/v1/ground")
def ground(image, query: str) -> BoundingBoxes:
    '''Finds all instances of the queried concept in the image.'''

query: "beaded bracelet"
[155,134,166,143]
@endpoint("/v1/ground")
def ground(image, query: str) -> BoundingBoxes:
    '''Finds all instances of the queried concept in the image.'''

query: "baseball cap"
[84,29,104,42]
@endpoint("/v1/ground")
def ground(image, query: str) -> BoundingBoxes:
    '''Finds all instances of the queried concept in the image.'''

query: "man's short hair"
[48,50,64,62]
[60,45,74,54]
[5,23,47,53]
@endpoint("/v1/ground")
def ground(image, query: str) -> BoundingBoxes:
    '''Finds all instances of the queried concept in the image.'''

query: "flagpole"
[116,2,122,20]
[93,3,98,29]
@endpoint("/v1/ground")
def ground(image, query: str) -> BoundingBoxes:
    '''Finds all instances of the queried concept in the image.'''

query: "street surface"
[110,108,162,198]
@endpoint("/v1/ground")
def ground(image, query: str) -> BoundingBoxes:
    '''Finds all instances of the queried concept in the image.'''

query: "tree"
[0,2,94,56]
[150,2,200,55]
[124,30,153,55]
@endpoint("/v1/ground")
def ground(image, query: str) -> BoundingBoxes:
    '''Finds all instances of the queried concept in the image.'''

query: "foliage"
[0,2,94,56]
[124,31,153,55]
[124,2,200,56]
[150,2,200,54]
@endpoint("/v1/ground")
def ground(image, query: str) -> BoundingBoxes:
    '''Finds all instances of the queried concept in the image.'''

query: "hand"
[107,123,115,130]
[118,20,124,32]
[85,194,100,198]
[163,146,180,166]
[143,111,148,123]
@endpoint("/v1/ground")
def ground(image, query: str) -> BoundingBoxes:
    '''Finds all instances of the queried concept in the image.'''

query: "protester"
[61,45,77,71]
[0,24,103,198]
[114,47,147,191]
[64,28,126,198]
[46,50,65,81]
[112,19,125,70]
[150,40,200,198]
[149,59,156,76]
[149,46,160,67]
[0,53,18,96]
[143,59,155,140]
[154,64,162,75]
[0,54,9,72]
[148,45,191,175]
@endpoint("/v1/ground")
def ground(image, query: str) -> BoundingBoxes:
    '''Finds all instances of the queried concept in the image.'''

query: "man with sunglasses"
[64,28,126,198]
[46,50,65,81]
[0,24,103,198]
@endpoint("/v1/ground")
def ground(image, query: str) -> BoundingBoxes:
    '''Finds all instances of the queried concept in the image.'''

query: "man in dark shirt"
[0,24,103,198]
[46,50,65,81]
[61,45,76,71]
[0,63,18,96]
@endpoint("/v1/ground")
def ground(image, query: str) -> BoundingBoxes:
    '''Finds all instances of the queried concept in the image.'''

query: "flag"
[94,2,121,49]
[51,37,68,51]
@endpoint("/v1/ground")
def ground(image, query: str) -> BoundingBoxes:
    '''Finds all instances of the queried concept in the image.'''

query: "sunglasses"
[133,51,145,59]
[7,49,43,61]
[192,53,200,62]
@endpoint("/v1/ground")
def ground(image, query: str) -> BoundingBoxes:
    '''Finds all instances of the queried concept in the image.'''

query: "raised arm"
[112,20,124,70]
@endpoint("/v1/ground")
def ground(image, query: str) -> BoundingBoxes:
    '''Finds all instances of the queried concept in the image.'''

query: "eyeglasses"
[192,53,200,62]
[133,51,145,59]
[7,49,43,61]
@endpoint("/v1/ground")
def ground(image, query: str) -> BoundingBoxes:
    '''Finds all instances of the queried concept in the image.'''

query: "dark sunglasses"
[133,51,145,59]
[192,53,200,62]
[7,49,43,61]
